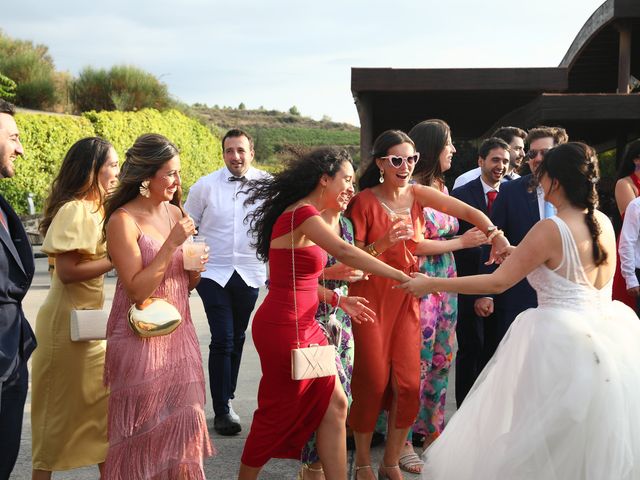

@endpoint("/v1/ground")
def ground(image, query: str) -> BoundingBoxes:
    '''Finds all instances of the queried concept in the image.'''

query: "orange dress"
[346,189,424,431]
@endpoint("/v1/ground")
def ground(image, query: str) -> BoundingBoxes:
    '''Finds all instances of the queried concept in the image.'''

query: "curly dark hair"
[536,142,607,266]
[244,147,353,262]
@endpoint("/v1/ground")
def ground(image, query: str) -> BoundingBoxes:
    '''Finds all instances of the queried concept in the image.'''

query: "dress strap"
[549,216,589,285]
[118,208,144,236]
[630,174,640,193]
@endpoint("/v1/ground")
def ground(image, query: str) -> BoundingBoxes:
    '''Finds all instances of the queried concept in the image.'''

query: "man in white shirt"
[185,129,269,435]
[618,195,640,315]
[452,126,527,189]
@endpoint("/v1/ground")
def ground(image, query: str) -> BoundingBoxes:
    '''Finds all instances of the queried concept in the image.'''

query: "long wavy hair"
[615,139,640,180]
[40,137,113,236]
[409,119,451,187]
[536,142,607,266]
[358,130,414,190]
[103,133,181,240]
[244,147,353,262]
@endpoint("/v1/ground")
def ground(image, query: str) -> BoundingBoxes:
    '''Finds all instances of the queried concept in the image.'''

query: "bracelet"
[487,229,504,242]
[365,242,380,257]
[330,290,339,307]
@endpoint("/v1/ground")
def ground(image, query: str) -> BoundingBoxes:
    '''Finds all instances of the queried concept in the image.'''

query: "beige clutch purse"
[291,344,337,380]
[127,297,182,338]
[288,206,337,380]
[69,309,108,342]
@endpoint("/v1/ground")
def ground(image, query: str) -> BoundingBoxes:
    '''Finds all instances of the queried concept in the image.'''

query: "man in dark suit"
[451,137,510,407]
[481,127,558,362]
[0,99,36,479]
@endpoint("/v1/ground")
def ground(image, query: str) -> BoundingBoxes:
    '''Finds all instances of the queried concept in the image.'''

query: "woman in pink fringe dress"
[103,134,214,479]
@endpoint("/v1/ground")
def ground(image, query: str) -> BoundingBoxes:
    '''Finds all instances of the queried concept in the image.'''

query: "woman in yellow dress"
[31,137,120,479]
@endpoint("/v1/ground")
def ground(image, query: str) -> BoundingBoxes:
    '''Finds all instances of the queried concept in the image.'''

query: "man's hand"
[474,297,494,317]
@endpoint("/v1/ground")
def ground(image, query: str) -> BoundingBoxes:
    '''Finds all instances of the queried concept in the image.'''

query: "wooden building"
[351,0,640,162]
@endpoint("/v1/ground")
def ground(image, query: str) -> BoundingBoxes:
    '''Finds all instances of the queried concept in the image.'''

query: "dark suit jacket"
[484,174,539,321]
[0,194,36,386]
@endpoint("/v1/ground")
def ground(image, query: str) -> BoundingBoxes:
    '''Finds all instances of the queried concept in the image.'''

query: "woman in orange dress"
[347,130,510,480]
[613,139,640,310]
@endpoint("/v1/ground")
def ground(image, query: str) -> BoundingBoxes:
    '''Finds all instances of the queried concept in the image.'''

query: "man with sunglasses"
[479,127,560,364]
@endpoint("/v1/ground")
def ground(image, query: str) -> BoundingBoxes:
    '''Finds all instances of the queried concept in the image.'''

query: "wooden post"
[354,93,373,170]
[617,21,632,94]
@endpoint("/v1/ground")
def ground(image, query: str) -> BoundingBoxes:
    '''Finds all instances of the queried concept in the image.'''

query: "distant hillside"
[189,105,361,169]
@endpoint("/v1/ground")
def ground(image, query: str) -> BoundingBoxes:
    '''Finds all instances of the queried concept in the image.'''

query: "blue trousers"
[0,360,28,480]
[196,272,259,416]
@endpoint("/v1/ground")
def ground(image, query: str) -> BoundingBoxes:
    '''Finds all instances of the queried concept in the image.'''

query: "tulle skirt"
[422,301,640,480]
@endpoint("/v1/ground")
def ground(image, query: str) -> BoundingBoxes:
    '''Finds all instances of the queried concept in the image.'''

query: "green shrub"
[84,109,222,195]
[0,31,59,109]
[71,65,171,113]
[0,72,17,100]
[0,113,95,212]
[0,109,222,214]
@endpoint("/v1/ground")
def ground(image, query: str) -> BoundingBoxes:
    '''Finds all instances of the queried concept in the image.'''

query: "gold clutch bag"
[128,298,182,338]
[291,344,337,380]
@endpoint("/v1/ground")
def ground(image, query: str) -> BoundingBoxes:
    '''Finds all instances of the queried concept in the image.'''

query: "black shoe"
[213,413,242,436]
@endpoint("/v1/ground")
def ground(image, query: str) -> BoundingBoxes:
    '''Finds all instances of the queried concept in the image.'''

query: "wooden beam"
[353,92,373,168]
[617,21,632,93]
[351,68,568,93]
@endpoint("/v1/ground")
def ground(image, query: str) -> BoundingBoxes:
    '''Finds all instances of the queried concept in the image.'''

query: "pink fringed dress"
[104,233,214,479]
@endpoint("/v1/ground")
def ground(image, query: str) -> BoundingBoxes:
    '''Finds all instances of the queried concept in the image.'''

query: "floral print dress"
[413,194,459,442]
[301,216,355,464]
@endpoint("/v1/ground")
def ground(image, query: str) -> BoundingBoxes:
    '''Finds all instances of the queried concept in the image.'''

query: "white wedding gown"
[423,216,640,480]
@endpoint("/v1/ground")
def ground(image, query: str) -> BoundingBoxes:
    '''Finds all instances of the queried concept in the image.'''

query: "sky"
[2,0,605,125]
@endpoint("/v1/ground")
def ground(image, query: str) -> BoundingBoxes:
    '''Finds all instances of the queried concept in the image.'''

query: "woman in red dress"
[239,148,411,480]
[613,139,640,309]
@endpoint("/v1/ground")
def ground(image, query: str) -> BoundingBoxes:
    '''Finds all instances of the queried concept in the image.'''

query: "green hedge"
[0,109,222,214]
[84,109,223,193]
[4,113,95,213]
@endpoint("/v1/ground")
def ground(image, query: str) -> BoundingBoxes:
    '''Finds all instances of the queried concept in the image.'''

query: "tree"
[288,105,300,116]
[71,65,171,112]
[0,30,58,109]
[238,102,246,110]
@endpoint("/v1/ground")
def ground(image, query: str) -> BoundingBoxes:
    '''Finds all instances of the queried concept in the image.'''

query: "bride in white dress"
[400,142,640,480]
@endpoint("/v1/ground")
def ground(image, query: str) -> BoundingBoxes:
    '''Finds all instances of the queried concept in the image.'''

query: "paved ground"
[12,253,456,479]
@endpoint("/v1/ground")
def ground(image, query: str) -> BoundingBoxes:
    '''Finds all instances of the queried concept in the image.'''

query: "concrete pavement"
[12,253,455,479]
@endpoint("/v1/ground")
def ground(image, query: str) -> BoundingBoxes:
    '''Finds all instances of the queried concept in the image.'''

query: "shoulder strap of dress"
[549,216,588,284]
[118,207,144,236]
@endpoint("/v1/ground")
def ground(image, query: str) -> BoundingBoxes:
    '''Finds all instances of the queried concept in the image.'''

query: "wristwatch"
[486,226,498,235]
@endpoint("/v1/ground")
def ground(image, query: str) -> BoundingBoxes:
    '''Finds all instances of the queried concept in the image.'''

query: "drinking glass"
[183,236,207,271]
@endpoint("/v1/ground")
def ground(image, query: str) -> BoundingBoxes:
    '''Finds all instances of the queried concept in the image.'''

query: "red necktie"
[486,190,498,215]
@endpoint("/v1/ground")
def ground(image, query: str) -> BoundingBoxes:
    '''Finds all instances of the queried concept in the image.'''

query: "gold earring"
[379,170,384,184]
[139,180,150,198]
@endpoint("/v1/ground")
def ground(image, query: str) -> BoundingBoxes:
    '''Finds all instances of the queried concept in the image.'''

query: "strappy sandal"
[354,464,374,480]
[399,449,424,474]
[378,464,401,480]
[297,464,325,480]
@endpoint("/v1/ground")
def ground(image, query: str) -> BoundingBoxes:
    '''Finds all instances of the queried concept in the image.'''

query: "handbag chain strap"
[291,204,330,349]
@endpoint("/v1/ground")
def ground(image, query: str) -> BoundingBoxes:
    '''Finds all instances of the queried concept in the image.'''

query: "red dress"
[613,175,640,310]
[241,205,335,468]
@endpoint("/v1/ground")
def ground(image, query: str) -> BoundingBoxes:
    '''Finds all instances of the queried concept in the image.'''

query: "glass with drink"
[183,236,207,271]
[391,207,414,240]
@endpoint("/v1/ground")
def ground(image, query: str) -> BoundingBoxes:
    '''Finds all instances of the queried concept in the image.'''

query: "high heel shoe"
[354,464,373,480]
[377,464,401,480]
[297,464,325,480]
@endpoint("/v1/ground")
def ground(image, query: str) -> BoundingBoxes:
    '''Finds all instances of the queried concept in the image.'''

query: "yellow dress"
[31,200,109,471]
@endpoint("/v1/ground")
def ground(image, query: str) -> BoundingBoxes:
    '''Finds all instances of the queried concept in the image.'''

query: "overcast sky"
[2,0,605,125]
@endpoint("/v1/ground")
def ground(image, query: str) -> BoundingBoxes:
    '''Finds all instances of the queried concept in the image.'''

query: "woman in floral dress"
[401,120,487,474]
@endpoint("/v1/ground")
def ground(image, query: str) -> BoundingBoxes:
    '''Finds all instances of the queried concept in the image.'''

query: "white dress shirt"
[453,167,520,190]
[479,177,500,204]
[619,197,640,290]
[453,167,481,190]
[184,166,270,288]
[536,185,557,220]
